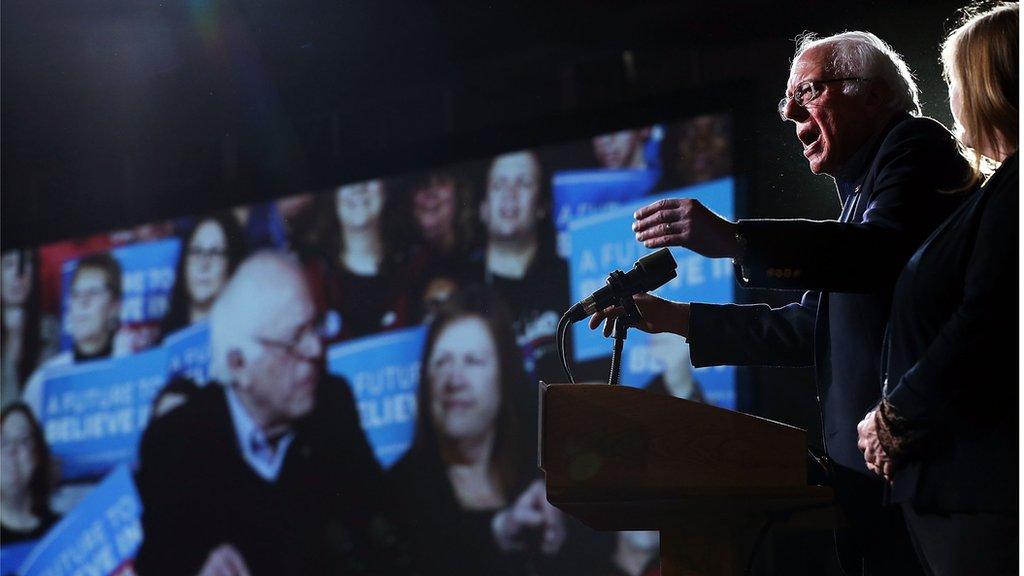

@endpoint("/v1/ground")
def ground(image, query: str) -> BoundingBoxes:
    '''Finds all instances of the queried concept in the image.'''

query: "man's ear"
[227,348,247,387]
[865,78,890,109]
[479,199,489,226]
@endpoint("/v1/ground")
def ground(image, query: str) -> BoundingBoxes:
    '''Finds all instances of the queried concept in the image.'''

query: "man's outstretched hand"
[633,198,738,258]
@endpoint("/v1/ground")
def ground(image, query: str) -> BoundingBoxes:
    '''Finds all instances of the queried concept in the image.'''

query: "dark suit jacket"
[688,114,972,476]
[134,375,406,576]
[884,154,1018,512]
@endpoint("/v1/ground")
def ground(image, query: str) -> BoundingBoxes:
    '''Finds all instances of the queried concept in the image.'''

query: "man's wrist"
[672,302,691,339]
[733,227,747,262]
[732,225,751,283]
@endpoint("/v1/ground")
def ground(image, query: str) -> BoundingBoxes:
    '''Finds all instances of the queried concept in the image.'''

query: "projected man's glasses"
[254,318,330,360]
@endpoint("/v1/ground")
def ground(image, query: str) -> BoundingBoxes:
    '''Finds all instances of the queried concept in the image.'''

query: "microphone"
[565,248,677,323]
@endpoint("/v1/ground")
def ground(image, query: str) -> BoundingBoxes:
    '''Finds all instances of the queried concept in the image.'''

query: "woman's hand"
[491,479,566,556]
[857,410,895,482]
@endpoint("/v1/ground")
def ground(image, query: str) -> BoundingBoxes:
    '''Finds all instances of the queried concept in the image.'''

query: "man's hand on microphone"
[633,198,738,258]
[587,293,690,338]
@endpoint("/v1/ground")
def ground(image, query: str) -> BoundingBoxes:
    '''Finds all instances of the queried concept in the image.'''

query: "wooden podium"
[539,383,838,576]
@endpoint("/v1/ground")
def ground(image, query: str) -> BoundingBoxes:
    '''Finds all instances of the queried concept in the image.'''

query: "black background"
[2,0,967,247]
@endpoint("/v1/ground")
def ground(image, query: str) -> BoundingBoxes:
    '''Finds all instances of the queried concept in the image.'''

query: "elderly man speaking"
[590,32,973,575]
[135,251,405,576]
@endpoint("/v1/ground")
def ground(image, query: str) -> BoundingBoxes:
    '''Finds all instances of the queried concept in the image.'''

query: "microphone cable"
[557,310,575,384]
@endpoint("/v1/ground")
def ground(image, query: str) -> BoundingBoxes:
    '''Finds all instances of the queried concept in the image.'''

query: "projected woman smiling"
[428,314,503,483]
[24,253,126,421]
[388,287,569,576]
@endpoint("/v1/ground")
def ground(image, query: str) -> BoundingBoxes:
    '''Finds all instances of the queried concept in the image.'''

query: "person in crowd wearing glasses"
[23,252,127,420]
[135,251,408,576]
[160,213,246,339]
[0,403,59,544]
[478,151,571,383]
[858,4,1017,574]
[1,250,43,408]
[591,31,974,575]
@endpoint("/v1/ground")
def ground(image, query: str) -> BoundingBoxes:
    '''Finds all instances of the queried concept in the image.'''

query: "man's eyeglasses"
[778,77,869,120]
[254,317,330,360]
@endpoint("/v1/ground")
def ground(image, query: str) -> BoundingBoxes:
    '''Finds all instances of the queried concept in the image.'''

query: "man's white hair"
[207,250,306,384]
[794,31,921,117]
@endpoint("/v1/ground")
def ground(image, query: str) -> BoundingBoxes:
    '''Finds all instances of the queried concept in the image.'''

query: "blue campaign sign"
[643,126,663,169]
[694,365,736,408]
[622,332,736,409]
[38,348,167,481]
[1,541,37,576]
[551,169,660,257]
[18,465,142,576]
[567,177,737,408]
[163,321,211,385]
[326,325,427,469]
[59,238,182,350]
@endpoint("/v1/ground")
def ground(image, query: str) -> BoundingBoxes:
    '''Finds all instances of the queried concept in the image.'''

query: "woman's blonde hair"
[942,2,1018,174]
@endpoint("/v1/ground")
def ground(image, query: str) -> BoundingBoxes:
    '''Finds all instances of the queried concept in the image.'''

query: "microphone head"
[635,248,677,291]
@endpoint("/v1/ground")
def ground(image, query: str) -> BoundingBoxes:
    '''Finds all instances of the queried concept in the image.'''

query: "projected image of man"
[135,251,405,576]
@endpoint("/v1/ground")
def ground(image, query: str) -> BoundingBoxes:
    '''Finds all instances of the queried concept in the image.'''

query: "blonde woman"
[858,4,1018,574]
